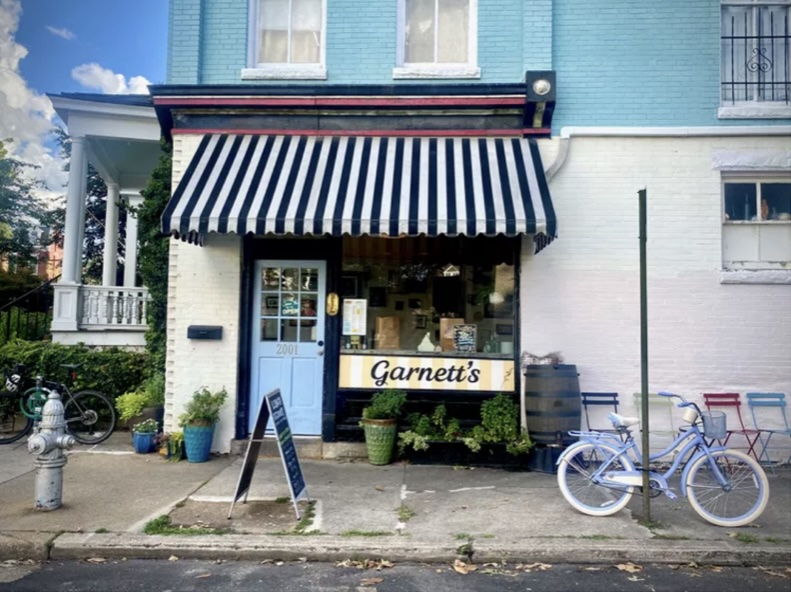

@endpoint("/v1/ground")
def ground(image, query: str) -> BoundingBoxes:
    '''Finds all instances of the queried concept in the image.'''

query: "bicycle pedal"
[665,490,678,501]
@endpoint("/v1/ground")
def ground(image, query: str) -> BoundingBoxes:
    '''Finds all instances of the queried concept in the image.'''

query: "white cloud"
[71,63,151,94]
[0,0,66,198]
[46,25,75,40]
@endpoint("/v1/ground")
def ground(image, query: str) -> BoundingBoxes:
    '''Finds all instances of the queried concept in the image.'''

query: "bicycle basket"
[701,411,727,440]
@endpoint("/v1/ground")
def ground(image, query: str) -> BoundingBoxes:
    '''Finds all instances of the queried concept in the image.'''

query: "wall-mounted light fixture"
[524,71,556,135]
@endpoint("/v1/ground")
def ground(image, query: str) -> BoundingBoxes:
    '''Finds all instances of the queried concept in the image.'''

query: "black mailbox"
[187,325,223,340]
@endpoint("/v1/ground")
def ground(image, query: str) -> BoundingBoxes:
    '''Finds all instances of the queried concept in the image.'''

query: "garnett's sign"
[339,354,515,392]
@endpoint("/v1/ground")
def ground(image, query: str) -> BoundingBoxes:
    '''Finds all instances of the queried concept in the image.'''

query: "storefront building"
[155,83,558,446]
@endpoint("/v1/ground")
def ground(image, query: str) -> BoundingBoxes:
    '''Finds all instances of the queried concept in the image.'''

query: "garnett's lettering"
[369,360,482,386]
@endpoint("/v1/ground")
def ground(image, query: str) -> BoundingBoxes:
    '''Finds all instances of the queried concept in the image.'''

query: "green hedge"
[0,340,148,401]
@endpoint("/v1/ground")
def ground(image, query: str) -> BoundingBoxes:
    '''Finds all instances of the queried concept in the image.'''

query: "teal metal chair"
[746,392,791,468]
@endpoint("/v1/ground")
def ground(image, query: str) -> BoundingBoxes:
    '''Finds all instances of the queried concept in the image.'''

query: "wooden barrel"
[523,365,581,446]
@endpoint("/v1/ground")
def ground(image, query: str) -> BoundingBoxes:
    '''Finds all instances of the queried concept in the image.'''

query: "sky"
[0,0,168,201]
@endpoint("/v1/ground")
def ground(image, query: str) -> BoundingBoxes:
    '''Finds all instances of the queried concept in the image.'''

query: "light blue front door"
[250,261,326,435]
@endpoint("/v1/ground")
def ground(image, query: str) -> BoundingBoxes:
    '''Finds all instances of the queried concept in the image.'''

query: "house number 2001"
[276,344,298,355]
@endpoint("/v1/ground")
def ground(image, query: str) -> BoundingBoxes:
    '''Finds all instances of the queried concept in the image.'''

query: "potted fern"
[360,389,407,465]
[179,386,228,463]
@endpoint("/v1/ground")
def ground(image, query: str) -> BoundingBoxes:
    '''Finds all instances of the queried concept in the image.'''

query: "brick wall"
[524,135,791,456]
[167,134,241,453]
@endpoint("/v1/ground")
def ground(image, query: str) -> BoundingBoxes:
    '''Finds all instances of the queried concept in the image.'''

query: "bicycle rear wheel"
[0,392,33,444]
[685,449,769,527]
[557,442,636,517]
[64,390,116,445]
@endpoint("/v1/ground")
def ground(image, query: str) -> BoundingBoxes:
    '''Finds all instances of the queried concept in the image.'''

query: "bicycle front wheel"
[0,392,33,444]
[64,390,116,445]
[685,449,769,527]
[557,442,636,517]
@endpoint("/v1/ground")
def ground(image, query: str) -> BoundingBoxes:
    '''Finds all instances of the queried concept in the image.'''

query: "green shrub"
[179,386,228,427]
[0,340,148,401]
[362,389,407,421]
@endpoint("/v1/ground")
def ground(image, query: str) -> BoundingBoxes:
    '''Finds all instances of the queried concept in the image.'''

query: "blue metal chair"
[581,392,620,433]
[746,392,791,469]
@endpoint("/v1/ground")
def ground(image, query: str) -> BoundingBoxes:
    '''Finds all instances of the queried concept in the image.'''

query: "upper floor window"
[243,0,326,79]
[720,1,791,118]
[722,177,791,271]
[394,0,479,79]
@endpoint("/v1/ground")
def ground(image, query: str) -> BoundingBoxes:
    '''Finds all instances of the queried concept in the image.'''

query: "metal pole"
[638,188,651,522]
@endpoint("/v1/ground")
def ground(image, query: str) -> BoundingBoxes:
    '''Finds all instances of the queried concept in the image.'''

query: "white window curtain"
[405,0,469,64]
[258,0,322,64]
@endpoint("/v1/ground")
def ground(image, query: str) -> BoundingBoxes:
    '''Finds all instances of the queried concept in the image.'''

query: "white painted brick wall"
[524,136,791,458]
[167,134,241,453]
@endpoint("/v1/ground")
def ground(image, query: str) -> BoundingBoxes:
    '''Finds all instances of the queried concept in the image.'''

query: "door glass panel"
[281,319,299,342]
[301,268,318,291]
[281,293,299,316]
[261,318,278,341]
[263,267,281,289]
[300,319,317,342]
[262,294,279,315]
[282,268,299,290]
[300,294,317,317]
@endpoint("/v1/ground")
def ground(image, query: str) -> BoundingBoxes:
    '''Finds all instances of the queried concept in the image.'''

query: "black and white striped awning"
[163,134,556,248]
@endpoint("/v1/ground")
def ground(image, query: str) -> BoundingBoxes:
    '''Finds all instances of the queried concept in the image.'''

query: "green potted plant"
[179,386,228,463]
[132,418,159,454]
[360,389,407,465]
[116,373,166,428]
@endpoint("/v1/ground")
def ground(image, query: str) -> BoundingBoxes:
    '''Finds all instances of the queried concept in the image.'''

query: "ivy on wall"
[136,140,172,374]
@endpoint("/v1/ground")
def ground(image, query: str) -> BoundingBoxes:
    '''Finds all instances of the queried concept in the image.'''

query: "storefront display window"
[340,236,516,357]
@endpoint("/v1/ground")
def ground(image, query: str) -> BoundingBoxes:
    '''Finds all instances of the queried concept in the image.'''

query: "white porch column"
[60,136,87,284]
[52,135,88,332]
[102,183,120,286]
[123,194,143,288]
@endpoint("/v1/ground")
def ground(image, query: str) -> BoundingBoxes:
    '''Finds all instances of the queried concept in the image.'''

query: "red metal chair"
[702,393,761,462]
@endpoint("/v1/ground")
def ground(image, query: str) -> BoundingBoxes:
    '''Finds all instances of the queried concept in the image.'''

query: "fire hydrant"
[27,389,76,511]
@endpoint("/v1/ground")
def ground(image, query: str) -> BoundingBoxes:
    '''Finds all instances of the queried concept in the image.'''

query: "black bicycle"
[0,363,116,445]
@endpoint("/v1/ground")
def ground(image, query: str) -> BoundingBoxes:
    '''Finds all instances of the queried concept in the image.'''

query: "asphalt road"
[1,559,789,592]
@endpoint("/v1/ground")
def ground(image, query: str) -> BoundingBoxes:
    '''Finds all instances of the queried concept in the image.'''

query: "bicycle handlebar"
[657,390,703,416]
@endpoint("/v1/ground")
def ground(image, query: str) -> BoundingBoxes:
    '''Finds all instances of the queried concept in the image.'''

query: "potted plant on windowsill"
[179,386,228,463]
[360,389,407,465]
[132,418,159,454]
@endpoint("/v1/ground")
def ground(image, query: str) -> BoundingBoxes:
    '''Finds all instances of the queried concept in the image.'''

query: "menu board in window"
[342,299,367,336]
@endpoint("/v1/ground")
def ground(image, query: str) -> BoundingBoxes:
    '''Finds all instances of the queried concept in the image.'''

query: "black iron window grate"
[722,3,791,103]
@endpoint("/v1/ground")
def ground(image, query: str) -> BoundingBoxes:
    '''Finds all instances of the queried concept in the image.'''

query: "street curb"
[0,532,53,561]
[48,533,791,566]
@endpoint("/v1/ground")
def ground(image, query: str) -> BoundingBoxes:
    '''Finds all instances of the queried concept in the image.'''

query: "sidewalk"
[1,433,789,566]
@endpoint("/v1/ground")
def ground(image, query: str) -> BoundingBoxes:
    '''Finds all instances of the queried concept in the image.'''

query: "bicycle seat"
[608,412,640,428]
[60,363,83,370]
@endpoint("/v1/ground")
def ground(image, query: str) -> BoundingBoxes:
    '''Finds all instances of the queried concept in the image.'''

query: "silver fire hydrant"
[27,389,76,511]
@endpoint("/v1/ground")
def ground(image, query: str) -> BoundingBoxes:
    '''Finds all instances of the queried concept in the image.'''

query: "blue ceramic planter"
[133,431,157,454]
[183,424,215,463]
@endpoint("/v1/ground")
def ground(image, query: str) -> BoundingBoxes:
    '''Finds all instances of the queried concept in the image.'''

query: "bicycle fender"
[679,446,728,497]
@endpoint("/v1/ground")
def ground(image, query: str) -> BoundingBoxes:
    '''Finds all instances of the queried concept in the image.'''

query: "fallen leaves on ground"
[1,560,37,567]
[335,559,394,570]
[754,566,790,579]
[360,577,383,586]
[614,562,642,573]
[453,559,478,574]
[516,562,552,572]
[195,573,211,579]
[85,558,106,564]
[627,575,645,582]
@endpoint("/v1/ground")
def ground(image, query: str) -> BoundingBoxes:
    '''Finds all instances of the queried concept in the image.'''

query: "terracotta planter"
[361,418,398,465]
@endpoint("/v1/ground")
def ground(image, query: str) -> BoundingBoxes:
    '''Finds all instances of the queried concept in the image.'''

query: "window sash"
[257,0,322,65]
[721,2,791,103]
[723,179,791,221]
[404,0,470,65]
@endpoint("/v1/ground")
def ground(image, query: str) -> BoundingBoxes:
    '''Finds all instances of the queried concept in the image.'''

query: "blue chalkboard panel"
[266,390,307,510]
[229,389,308,520]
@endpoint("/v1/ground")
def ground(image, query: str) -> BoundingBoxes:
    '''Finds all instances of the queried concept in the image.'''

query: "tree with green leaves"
[0,139,49,272]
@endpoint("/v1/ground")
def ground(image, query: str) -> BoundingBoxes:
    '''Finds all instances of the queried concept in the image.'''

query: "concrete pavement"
[1,433,789,566]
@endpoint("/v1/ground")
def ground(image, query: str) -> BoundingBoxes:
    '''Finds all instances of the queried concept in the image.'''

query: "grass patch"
[143,515,229,536]
[174,500,186,508]
[398,506,415,522]
[764,537,788,544]
[94,528,109,534]
[636,517,666,530]
[479,534,495,539]
[274,497,290,504]
[732,533,760,544]
[456,542,473,557]
[294,501,317,534]
[653,534,691,541]
[341,530,394,537]
[454,533,470,540]
[580,534,624,540]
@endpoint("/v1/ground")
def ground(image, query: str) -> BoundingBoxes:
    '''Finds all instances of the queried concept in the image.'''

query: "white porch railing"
[79,286,149,328]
